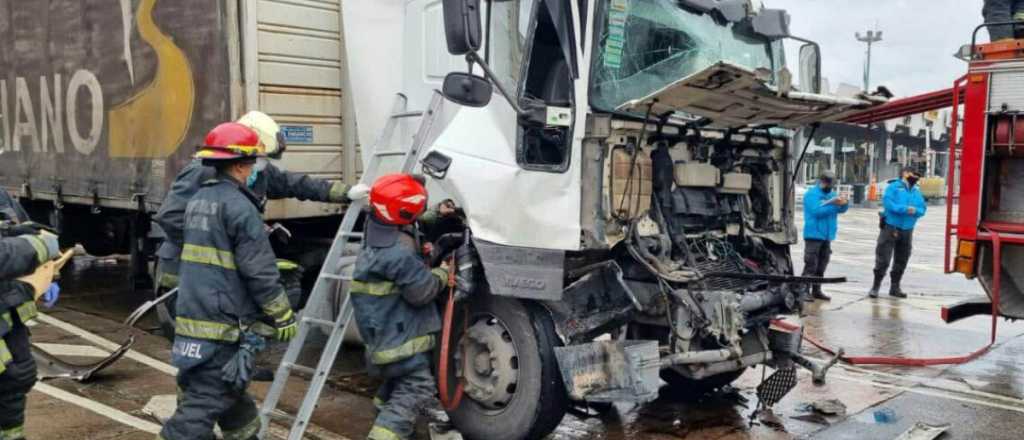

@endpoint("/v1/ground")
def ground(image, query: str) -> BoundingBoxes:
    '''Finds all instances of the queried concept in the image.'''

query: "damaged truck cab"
[345,1,883,438]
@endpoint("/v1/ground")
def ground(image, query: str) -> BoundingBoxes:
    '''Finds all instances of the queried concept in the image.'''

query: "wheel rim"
[455,315,520,412]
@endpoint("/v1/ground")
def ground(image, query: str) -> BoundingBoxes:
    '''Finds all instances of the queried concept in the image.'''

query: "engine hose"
[438,254,465,411]
[770,258,1000,367]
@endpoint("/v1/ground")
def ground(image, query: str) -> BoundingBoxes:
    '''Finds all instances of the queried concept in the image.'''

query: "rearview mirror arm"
[466,51,526,115]
[789,36,822,94]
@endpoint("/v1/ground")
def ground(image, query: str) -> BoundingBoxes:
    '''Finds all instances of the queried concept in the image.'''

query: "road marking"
[34,382,163,433]
[34,343,110,358]
[36,313,178,376]
[831,372,1024,414]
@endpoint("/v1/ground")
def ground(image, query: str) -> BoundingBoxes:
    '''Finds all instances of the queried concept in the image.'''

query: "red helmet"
[369,174,428,225]
[195,122,265,161]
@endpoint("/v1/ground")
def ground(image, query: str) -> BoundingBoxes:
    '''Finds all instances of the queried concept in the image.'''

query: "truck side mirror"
[799,43,822,94]
[442,72,493,107]
[442,0,482,55]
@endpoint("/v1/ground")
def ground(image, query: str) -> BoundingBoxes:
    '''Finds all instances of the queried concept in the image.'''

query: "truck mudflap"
[553,340,661,403]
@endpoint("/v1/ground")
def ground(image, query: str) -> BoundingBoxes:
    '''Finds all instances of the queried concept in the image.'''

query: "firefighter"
[159,123,298,440]
[0,227,60,440]
[153,110,368,301]
[801,170,849,302]
[352,174,469,440]
[983,0,1024,41]
[869,167,926,299]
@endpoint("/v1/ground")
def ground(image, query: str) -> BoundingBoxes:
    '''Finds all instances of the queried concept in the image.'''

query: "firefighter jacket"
[883,179,927,231]
[802,185,849,241]
[173,176,292,344]
[351,217,447,366]
[154,159,343,287]
[0,189,29,223]
[0,236,48,373]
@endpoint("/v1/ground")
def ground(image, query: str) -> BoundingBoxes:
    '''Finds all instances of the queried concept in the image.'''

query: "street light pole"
[855,29,883,92]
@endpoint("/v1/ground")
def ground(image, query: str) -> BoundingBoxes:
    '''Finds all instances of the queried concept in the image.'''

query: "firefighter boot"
[812,285,831,301]
[868,271,883,298]
[889,272,907,299]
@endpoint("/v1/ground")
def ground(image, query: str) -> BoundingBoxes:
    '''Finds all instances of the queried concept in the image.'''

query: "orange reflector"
[955,240,977,276]
[970,74,986,83]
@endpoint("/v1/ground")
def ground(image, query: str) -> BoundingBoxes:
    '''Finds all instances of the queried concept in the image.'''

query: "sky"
[768,0,982,98]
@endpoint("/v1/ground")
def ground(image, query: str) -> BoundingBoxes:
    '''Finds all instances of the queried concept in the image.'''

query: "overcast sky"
[768,0,983,98]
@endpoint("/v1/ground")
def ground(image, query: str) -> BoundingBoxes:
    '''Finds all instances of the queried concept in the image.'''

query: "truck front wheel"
[443,295,568,440]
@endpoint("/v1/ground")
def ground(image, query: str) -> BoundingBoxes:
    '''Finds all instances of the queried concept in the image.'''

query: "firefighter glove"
[346,183,370,201]
[274,309,298,342]
[221,331,267,391]
[20,232,60,263]
[42,282,60,308]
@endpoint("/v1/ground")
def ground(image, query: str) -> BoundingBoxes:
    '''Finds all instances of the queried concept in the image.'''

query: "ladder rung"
[374,150,407,157]
[341,232,364,239]
[302,317,335,328]
[285,362,318,376]
[264,410,296,422]
[392,110,423,118]
[319,273,352,281]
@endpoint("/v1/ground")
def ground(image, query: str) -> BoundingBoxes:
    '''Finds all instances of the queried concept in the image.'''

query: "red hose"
[438,255,465,411]
[773,231,1002,367]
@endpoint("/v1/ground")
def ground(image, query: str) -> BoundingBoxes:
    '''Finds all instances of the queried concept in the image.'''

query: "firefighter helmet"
[195,122,264,161]
[237,110,287,159]
[369,173,429,225]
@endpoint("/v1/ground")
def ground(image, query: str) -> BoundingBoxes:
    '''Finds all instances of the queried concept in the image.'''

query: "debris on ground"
[790,413,832,426]
[810,398,847,417]
[756,409,785,430]
[873,407,899,424]
[428,423,465,440]
[893,422,950,440]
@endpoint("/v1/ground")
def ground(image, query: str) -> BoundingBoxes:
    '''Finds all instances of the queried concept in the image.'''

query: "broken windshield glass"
[590,0,775,113]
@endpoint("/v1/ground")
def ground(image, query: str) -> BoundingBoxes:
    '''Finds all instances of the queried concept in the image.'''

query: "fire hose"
[772,233,1003,367]
[437,254,465,411]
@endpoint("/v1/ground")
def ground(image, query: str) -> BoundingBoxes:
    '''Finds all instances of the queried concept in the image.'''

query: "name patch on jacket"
[171,337,219,371]
[173,340,205,359]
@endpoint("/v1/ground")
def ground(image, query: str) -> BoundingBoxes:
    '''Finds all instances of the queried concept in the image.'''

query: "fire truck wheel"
[445,295,568,440]
[660,368,745,397]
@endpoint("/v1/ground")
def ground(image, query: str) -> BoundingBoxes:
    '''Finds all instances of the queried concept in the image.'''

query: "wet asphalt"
[18,204,1024,439]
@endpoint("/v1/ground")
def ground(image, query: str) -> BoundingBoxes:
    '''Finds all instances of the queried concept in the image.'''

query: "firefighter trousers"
[159,346,261,440]
[0,319,37,440]
[874,226,914,283]
[368,354,436,440]
[801,239,832,295]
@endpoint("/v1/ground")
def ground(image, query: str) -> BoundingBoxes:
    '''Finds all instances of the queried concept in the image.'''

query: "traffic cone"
[868,178,878,202]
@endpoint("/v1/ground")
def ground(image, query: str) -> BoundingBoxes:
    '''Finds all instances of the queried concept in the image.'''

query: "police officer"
[983,0,1024,41]
[0,225,60,440]
[153,111,368,306]
[869,167,927,299]
[160,123,298,440]
[801,170,849,301]
[352,174,473,440]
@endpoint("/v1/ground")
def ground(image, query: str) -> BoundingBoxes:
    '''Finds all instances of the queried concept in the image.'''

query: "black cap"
[819,170,836,181]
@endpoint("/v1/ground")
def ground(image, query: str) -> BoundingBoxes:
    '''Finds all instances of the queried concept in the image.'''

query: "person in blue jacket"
[869,167,927,299]
[801,170,849,301]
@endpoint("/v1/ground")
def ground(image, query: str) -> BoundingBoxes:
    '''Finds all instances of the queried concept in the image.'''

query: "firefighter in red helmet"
[352,173,465,440]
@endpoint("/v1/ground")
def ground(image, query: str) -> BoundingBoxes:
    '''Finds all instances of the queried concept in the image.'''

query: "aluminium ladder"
[259,91,445,440]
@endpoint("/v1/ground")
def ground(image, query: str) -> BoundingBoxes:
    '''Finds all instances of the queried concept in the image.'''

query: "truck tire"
[444,295,568,440]
[660,368,745,397]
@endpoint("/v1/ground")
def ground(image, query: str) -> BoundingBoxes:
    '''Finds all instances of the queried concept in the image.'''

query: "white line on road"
[33,343,110,358]
[36,313,178,376]
[831,373,1024,414]
[34,382,163,434]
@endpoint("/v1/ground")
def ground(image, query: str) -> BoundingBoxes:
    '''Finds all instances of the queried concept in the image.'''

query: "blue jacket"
[883,179,927,231]
[803,186,849,241]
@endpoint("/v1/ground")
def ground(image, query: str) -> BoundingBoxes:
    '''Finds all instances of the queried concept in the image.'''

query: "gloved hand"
[346,183,370,201]
[274,309,298,342]
[42,282,60,308]
[221,332,267,391]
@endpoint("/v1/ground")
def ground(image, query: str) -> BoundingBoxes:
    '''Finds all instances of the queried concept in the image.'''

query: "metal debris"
[893,422,950,440]
[810,398,847,416]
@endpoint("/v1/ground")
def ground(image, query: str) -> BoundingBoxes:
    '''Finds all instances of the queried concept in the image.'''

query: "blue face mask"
[246,168,259,188]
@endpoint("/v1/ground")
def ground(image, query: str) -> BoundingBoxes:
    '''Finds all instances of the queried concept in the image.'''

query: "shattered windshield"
[591,0,776,113]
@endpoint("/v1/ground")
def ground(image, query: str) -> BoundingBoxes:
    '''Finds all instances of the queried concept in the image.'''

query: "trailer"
[0,0,358,270]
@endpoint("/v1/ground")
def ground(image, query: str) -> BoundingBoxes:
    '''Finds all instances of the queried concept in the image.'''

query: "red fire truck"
[843,22,1024,331]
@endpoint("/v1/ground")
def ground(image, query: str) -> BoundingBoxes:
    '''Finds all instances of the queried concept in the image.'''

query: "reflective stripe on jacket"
[351,220,446,366]
[883,179,927,231]
[802,186,849,241]
[174,177,291,344]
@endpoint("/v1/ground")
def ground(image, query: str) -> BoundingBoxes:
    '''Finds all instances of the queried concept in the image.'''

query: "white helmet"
[237,111,286,159]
